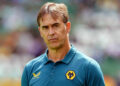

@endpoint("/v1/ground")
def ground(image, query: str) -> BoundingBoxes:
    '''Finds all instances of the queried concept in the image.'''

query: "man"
[21,2,105,86]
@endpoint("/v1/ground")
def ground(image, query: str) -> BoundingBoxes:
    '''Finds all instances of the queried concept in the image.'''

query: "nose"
[49,27,55,35]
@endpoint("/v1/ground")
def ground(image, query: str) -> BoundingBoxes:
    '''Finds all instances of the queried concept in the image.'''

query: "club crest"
[66,70,75,80]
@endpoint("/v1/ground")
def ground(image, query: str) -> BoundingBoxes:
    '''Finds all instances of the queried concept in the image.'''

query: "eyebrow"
[42,25,48,28]
[42,22,60,28]
[52,23,59,27]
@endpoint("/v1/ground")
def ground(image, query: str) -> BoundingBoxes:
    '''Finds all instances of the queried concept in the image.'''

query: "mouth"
[48,38,58,42]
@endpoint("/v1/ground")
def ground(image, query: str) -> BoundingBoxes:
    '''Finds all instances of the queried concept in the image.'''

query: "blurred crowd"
[0,0,120,86]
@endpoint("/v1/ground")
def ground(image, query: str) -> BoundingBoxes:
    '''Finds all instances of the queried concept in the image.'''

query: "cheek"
[40,33,47,41]
[42,36,49,44]
[40,30,47,38]
[60,28,67,36]
[57,29,67,40]
[42,35,47,40]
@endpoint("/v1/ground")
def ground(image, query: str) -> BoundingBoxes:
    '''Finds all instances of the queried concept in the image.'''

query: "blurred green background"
[0,0,120,86]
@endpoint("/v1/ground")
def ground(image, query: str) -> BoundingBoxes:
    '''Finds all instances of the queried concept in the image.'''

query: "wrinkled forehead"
[37,2,68,26]
[40,13,63,25]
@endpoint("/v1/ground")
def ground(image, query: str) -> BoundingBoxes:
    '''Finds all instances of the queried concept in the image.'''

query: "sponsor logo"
[33,72,40,78]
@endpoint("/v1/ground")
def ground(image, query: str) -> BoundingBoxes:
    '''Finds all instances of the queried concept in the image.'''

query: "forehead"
[40,14,63,26]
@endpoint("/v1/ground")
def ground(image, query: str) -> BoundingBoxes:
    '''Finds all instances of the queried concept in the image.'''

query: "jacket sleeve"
[21,66,29,86]
[86,61,105,86]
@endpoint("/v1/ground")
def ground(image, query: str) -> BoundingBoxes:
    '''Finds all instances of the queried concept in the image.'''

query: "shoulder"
[21,53,47,82]
[24,53,46,71]
[71,49,104,86]
[74,49,99,64]
[75,50,104,77]
[73,48,101,71]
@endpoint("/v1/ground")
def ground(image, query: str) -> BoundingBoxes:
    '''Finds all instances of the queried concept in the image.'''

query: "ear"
[38,27,43,37]
[66,22,71,33]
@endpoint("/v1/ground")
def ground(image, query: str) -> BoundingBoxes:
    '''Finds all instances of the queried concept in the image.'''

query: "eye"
[52,23,59,28]
[42,26,48,30]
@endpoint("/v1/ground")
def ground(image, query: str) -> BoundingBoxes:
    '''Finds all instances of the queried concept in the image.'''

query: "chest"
[29,63,85,86]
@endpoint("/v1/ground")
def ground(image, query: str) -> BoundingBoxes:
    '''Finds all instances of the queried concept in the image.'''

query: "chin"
[49,43,63,49]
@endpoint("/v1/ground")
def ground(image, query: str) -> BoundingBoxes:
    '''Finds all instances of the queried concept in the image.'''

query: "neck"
[48,43,71,62]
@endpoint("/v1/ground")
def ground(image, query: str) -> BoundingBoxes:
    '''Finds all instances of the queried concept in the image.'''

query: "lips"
[48,38,58,41]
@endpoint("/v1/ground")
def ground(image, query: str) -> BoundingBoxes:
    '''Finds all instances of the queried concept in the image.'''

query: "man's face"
[38,14,70,49]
